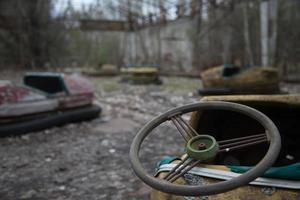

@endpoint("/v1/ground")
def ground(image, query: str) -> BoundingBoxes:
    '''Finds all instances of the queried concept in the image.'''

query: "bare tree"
[0,0,66,68]
[260,0,269,66]
[243,1,254,66]
[269,0,278,66]
[192,0,203,68]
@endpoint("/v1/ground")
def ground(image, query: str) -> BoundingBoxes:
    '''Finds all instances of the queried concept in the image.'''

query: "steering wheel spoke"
[176,116,199,137]
[163,156,196,181]
[162,133,270,184]
[168,160,201,183]
[170,115,199,142]
[218,133,269,153]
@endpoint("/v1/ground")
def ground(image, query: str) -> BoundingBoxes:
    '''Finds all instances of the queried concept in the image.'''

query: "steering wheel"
[129,101,281,196]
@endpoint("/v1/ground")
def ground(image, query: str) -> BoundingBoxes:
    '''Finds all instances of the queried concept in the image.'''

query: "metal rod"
[219,135,267,149]
[170,117,189,142]
[177,116,199,136]
[165,159,195,181]
[218,133,266,145]
[219,138,268,153]
[169,160,202,183]
[163,156,189,180]
[173,117,194,138]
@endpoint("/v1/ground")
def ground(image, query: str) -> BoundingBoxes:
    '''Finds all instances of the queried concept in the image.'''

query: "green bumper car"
[121,66,162,84]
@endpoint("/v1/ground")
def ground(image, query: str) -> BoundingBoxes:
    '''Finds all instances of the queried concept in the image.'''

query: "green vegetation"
[160,77,202,92]
[91,77,121,92]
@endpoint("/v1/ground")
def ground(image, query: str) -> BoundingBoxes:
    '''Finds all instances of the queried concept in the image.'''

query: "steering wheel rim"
[129,101,281,196]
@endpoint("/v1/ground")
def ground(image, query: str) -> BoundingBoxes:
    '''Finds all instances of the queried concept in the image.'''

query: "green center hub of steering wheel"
[186,135,219,160]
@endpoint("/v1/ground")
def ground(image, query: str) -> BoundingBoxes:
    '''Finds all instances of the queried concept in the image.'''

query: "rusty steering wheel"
[129,101,281,196]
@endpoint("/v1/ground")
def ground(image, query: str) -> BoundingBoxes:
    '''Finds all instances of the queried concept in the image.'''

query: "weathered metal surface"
[0,73,95,118]
[190,94,300,135]
[152,162,300,200]
[57,94,93,109]
[0,99,58,118]
[121,67,161,84]
[64,74,94,95]
[121,67,159,74]
[0,84,44,105]
[181,94,300,200]
[24,72,94,109]
[200,66,280,94]
[0,83,58,117]
[151,177,300,200]
[149,95,300,199]
[157,164,300,189]
[131,102,281,196]
[201,94,300,106]
[60,74,94,108]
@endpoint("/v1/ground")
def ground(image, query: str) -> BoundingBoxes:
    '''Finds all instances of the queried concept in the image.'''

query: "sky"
[54,0,95,15]
[54,0,180,20]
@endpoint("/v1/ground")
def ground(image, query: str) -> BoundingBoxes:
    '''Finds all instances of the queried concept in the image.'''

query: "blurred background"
[0,0,299,77]
[0,0,300,200]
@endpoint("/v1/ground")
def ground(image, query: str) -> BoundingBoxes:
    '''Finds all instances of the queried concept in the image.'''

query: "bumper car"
[130,94,300,199]
[0,72,101,136]
[199,65,280,95]
[120,65,162,84]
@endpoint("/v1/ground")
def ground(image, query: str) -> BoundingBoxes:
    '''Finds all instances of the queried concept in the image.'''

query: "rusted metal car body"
[199,65,280,95]
[0,72,101,135]
[144,94,300,199]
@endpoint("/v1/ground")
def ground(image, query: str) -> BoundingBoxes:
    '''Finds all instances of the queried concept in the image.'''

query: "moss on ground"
[160,77,202,92]
[91,77,121,92]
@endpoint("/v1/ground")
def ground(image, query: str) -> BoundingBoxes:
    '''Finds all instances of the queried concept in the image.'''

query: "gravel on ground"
[0,73,201,200]
[0,71,299,200]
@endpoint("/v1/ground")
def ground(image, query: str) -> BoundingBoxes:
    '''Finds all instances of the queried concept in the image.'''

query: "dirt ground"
[0,72,201,200]
[0,71,299,200]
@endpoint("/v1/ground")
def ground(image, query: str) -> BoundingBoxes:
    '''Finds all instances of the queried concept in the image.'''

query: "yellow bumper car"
[199,65,280,95]
[121,66,162,84]
[130,94,300,199]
